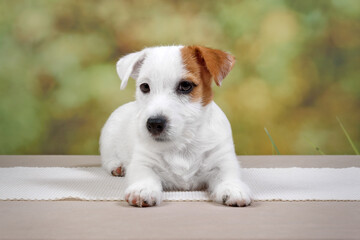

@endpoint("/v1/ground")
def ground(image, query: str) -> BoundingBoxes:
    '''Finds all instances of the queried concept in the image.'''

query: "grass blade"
[336,117,359,155]
[304,137,326,155]
[264,128,280,155]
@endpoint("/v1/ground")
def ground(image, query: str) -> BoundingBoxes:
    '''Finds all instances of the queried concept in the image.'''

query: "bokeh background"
[0,0,359,155]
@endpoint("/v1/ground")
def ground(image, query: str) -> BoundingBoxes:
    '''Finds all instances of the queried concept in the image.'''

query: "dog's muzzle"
[146,116,167,136]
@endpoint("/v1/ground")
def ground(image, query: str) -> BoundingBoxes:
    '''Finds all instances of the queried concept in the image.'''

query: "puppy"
[100,45,252,207]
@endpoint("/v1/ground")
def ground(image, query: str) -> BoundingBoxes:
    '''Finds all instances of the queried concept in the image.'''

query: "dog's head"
[116,46,235,148]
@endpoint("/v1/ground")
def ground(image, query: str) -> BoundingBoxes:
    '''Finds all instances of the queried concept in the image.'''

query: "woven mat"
[0,167,359,201]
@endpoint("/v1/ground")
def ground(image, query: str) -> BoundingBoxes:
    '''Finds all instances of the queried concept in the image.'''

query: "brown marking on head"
[180,46,236,106]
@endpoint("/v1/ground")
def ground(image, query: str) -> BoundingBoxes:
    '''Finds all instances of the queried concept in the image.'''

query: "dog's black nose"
[146,116,167,135]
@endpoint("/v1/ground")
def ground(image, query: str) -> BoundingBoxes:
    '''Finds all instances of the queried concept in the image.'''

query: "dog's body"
[100,45,252,207]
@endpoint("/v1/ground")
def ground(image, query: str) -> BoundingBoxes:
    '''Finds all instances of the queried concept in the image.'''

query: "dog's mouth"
[154,136,170,142]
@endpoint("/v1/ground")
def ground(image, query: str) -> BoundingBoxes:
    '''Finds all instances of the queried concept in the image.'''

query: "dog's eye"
[140,83,150,93]
[177,81,194,94]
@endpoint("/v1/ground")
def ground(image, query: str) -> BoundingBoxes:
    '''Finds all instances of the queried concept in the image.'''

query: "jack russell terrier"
[100,45,252,207]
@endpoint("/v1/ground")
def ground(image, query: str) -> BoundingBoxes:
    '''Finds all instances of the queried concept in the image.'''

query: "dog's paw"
[111,166,125,177]
[124,182,162,207]
[102,159,126,177]
[211,181,252,207]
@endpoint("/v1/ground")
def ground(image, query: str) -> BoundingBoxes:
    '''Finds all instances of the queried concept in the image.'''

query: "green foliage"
[0,0,359,154]
[264,128,280,155]
[337,117,359,155]
[304,137,326,155]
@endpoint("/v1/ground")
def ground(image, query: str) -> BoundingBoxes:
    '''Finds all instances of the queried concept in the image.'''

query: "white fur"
[100,46,252,207]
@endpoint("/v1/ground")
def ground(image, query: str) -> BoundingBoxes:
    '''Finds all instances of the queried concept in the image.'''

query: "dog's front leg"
[207,153,252,207]
[124,154,162,207]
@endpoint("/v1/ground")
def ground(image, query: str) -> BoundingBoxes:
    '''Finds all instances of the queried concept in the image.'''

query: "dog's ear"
[192,46,235,86]
[116,50,146,89]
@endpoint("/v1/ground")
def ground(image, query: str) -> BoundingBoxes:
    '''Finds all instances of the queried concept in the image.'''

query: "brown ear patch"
[180,46,235,106]
[181,46,213,105]
[194,46,236,86]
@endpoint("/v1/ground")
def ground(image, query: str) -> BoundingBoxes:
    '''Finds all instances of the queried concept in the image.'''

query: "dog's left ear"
[116,50,146,89]
[193,46,235,86]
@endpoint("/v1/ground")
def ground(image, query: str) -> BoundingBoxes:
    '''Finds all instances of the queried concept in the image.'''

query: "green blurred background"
[0,0,359,155]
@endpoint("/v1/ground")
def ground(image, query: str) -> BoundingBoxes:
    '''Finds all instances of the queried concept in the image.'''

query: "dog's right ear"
[116,50,146,89]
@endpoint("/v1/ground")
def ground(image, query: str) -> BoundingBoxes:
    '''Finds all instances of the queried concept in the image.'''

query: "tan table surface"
[0,155,359,240]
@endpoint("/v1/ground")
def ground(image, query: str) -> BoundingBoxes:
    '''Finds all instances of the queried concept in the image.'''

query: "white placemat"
[0,167,359,201]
